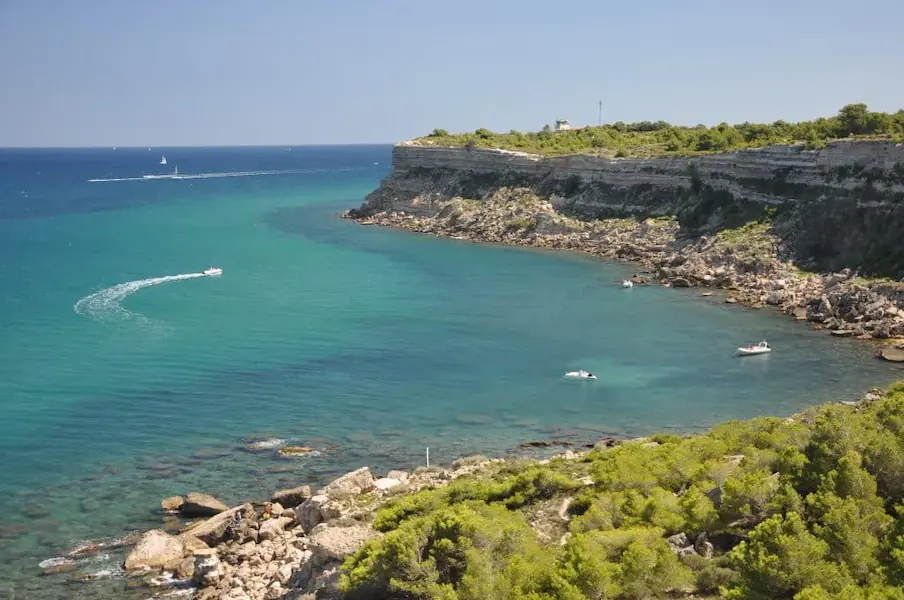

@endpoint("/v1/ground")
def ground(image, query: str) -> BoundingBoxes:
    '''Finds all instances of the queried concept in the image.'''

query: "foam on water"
[245,437,287,450]
[73,272,207,324]
[38,557,76,570]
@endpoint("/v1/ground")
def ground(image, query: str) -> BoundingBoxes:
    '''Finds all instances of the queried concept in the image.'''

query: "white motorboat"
[622,279,634,288]
[202,267,223,276]
[737,340,771,356]
[564,369,597,380]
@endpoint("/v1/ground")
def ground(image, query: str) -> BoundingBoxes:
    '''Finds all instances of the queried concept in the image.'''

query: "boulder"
[124,529,185,572]
[271,485,312,508]
[666,532,689,550]
[296,495,341,533]
[181,503,252,546]
[878,347,904,362]
[192,548,221,587]
[258,516,293,542]
[319,467,375,497]
[307,523,378,564]
[386,470,410,482]
[180,492,229,518]
[671,278,691,288]
[182,534,210,554]
[373,478,402,492]
[161,496,184,513]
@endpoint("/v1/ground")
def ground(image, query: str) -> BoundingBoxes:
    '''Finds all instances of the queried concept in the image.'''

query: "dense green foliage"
[418,104,904,157]
[340,383,904,599]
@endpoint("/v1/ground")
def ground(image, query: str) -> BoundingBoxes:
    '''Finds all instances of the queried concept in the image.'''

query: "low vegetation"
[340,383,904,599]
[418,104,904,158]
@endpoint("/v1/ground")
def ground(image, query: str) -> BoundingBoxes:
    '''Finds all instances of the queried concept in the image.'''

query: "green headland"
[417,103,904,158]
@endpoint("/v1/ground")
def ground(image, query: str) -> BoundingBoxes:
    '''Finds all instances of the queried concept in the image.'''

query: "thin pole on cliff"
[598,100,602,126]
[426,447,430,469]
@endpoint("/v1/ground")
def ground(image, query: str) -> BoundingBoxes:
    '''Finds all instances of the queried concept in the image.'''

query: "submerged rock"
[278,446,315,458]
[878,347,904,362]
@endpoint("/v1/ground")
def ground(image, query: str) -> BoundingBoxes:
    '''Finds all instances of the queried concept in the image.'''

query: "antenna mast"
[598,100,602,126]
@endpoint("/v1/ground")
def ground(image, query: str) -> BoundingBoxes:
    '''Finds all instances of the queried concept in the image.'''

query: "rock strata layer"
[343,141,904,341]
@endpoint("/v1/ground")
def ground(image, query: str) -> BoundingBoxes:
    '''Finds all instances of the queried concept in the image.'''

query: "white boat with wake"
[564,369,597,380]
[737,340,771,356]
[143,165,181,180]
[202,266,223,276]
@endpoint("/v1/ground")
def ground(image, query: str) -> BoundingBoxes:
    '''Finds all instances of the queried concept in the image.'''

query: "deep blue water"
[0,145,898,599]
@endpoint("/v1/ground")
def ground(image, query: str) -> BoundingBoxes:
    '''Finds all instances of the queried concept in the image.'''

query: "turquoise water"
[0,146,899,598]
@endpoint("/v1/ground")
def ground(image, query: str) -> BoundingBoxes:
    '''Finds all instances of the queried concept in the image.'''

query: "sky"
[1,0,902,147]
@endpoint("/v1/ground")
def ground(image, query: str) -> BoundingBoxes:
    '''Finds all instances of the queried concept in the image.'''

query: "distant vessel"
[737,340,771,356]
[622,279,633,288]
[202,267,223,277]
[142,165,181,180]
[160,156,167,165]
[564,369,597,380]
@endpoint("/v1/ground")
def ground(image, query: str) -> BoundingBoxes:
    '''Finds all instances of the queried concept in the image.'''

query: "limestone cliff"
[355,140,904,278]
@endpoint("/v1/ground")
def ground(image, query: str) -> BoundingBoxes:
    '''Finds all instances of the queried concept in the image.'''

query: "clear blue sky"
[1,0,902,147]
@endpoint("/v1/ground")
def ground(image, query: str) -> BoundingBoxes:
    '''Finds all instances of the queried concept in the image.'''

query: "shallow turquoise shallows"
[0,146,898,598]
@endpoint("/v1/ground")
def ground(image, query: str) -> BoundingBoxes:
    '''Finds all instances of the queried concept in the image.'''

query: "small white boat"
[202,267,223,276]
[737,340,771,356]
[622,279,633,288]
[160,156,167,165]
[564,369,597,380]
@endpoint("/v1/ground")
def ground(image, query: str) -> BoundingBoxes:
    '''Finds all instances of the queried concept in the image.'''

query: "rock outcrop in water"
[343,140,904,341]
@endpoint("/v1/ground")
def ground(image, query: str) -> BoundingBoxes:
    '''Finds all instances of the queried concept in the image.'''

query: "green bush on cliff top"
[420,103,904,158]
[340,383,904,600]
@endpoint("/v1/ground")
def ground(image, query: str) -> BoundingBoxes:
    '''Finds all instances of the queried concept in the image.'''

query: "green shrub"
[342,384,904,599]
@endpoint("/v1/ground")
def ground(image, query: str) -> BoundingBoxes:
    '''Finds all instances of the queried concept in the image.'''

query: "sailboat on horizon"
[160,155,167,165]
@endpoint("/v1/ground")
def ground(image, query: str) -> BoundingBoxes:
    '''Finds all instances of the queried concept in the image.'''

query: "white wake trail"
[74,272,206,324]
[87,167,362,183]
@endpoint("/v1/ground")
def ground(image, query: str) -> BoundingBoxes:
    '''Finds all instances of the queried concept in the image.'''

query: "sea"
[0,145,899,599]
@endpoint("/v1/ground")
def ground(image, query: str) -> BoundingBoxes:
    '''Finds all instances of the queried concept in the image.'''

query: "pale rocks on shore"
[344,187,904,343]
[180,492,229,518]
[121,456,509,600]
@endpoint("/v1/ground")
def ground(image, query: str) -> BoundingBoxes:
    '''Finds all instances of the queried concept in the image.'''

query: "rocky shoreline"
[51,384,889,600]
[341,187,904,359]
[66,456,541,600]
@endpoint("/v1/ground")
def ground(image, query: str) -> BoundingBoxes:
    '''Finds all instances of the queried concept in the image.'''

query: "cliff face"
[358,140,904,277]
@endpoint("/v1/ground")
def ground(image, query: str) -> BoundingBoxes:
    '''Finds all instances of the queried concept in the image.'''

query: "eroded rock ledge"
[342,141,904,346]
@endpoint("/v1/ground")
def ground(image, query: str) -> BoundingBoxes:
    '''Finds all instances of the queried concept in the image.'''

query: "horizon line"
[0,142,397,150]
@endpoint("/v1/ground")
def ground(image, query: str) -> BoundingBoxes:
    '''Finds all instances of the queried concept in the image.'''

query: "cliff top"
[412,103,904,158]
